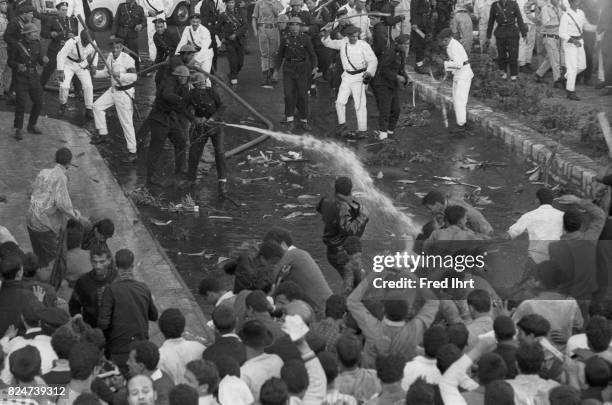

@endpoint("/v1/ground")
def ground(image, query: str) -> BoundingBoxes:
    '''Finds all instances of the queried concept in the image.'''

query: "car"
[84,0,191,32]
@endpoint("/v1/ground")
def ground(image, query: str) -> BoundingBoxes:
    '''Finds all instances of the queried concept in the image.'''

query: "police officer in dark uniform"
[277,16,317,131]
[111,0,146,70]
[198,0,220,72]
[217,0,247,87]
[8,22,47,140]
[4,3,34,101]
[40,1,78,87]
[435,0,453,34]
[305,0,331,79]
[410,0,433,74]
[152,17,178,64]
[486,0,527,80]
[180,72,227,195]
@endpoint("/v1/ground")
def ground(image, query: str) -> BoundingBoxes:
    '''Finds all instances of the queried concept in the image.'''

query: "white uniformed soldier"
[175,13,214,84]
[56,30,98,118]
[91,37,138,163]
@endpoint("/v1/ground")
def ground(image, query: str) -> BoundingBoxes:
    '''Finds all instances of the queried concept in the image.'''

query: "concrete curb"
[0,113,210,345]
[408,71,604,198]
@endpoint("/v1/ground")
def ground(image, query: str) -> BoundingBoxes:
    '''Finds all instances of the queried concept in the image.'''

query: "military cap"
[395,33,410,44]
[436,27,453,40]
[342,24,361,36]
[172,65,191,77]
[55,1,68,8]
[152,17,166,24]
[190,12,201,19]
[288,16,303,24]
[179,43,197,53]
[190,72,207,84]
[21,22,39,35]
[39,307,70,330]
[277,14,289,22]
[289,0,302,5]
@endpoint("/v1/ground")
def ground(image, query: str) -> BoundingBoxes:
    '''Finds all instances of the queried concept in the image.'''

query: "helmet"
[172,65,191,77]
[179,44,197,53]
[190,72,207,84]
[288,16,303,24]
[277,14,289,23]
[21,23,39,35]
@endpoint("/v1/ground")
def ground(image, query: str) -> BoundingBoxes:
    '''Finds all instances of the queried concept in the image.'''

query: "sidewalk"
[407,69,608,199]
[0,112,211,345]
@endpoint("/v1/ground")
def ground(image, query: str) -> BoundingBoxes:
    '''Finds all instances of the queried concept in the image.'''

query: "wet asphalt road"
[2,29,546,310]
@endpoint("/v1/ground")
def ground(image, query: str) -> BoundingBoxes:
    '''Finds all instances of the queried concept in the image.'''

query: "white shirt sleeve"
[322,35,344,50]
[56,40,73,71]
[175,28,190,54]
[362,41,377,76]
[507,213,528,239]
[439,355,473,405]
[558,13,571,41]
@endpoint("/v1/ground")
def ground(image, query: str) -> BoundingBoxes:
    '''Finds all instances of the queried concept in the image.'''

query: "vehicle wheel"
[170,2,189,26]
[88,8,112,31]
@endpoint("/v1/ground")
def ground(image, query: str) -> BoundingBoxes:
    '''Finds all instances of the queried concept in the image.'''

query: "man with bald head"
[127,374,157,405]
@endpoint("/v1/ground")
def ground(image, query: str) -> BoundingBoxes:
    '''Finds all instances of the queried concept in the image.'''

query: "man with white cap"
[438,27,474,133]
[91,37,138,163]
[138,0,165,62]
[322,24,377,137]
[559,0,597,100]
[175,13,214,85]
[56,30,97,118]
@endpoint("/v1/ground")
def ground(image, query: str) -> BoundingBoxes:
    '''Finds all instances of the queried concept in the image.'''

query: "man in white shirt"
[91,37,138,164]
[157,308,206,385]
[507,188,564,265]
[322,25,377,137]
[56,31,97,119]
[401,326,446,390]
[239,319,284,399]
[506,341,559,405]
[138,0,165,62]
[438,28,474,133]
[559,0,596,100]
[175,13,214,84]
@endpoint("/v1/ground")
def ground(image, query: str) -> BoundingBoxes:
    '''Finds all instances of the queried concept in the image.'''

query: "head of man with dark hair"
[0,254,23,280]
[375,354,404,385]
[324,294,346,320]
[210,355,240,379]
[169,384,198,405]
[535,260,566,291]
[515,341,545,374]
[184,360,219,398]
[493,316,516,341]
[52,325,80,360]
[93,219,115,243]
[212,305,236,335]
[198,277,228,306]
[467,289,491,319]
[405,377,435,405]
[10,345,41,383]
[384,299,408,322]
[260,377,289,405]
[281,359,309,398]
[21,252,39,278]
[478,353,508,385]
[89,243,112,281]
[517,314,551,339]
[127,374,157,405]
[55,147,73,167]
[446,323,469,351]
[115,249,135,272]
[127,341,161,376]
[68,342,101,382]
[74,392,104,405]
[158,308,186,339]
[336,334,362,370]
[67,226,85,250]
[435,344,462,373]
[258,240,285,267]
[273,280,303,309]
[586,315,612,353]
[423,325,449,358]
[334,176,352,196]
[422,190,446,215]
[318,351,339,385]
[588,300,612,320]
[562,210,582,234]
[81,328,106,350]
[536,188,554,205]
[263,227,293,250]
[445,205,468,227]
[484,380,514,405]
[548,384,581,405]
[246,290,272,317]
[584,356,611,388]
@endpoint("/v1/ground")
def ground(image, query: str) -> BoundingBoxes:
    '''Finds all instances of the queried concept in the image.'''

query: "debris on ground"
[408,150,437,163]
[488,186,503,190]
[240,176,275,184]
[150,218,172,226]
[414,192,428,199]
[283,211,303,220]
[280,203,315,209]
[297,194,319,200]
[394,179,417,185]
[396,105,433,128]
[466,189,494,206]
[178,249,207,256]
[458,157,509,171]
[129,187,165,208]
[513,183,525,194]
[208,216,232,220]
[526,166,541,182]
[376,171,384,179]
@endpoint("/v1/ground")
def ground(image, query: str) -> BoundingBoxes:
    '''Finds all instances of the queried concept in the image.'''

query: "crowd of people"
[3,149,612,405]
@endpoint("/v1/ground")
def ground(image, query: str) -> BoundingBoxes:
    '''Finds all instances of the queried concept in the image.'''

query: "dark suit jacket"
[202,334,247,365]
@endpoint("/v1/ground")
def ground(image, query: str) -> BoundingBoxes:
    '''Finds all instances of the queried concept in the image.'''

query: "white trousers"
[194,49,213,86]
[598,47,605,82]
[563,43,586,91]
[452,70,473,126]
[336,72,368,131]
[518,23,536,66]
[146,16,158,61]
[59,61,93,108]
[93,88,137,153]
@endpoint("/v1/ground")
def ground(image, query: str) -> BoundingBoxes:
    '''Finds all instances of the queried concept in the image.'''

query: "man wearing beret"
[39,1,78,88]
[438,27,474,132]
[322,24,377,137]
[277,16,316,131]
[8,22,47,139]
[111,0,146,70]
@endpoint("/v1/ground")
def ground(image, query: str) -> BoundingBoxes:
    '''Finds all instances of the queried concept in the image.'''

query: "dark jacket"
[112,1,146,39]
[410,0,432,29]
[182,87,222,119]
[0,280,38,336]
[69,268,118,328]
[202,335,247,365]
[217,6,248,43]
[3,16,26,50]
[374,44,406,89]
[98,278,159,355]
[8,38,45,84]
[41,15,79,55]
[380,2,403,27]
[199,0,219,34]
[316,194,368,251]
[487,0,527,39]
[153,30,179,64]
[372,21,389,57]
[277,31,317,70]
[150,75,191,126]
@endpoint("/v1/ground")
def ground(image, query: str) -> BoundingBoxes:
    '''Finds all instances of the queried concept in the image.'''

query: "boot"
[260,70,272,88]
[121,152,138,164]
[334,123,348,136]
[534,74,543,83]
[566,90,580,101]
[218,180,228,196]
[27,125,42,134]
[85,108,93,119]
[14,128,23,140]
[90,134,110,145]
[553,79,565,89]
[59,103,67,116]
